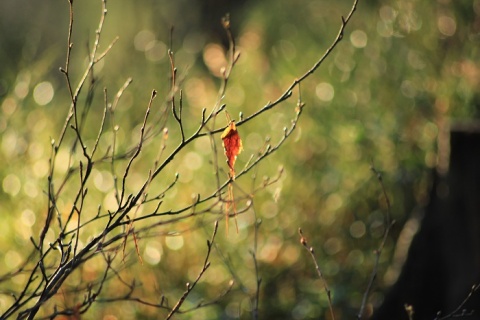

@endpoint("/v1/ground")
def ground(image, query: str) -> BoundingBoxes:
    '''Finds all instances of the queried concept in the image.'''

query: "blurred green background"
[0,0,479,318]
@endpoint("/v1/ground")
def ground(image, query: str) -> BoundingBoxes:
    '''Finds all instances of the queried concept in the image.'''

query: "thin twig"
[166,221,219,319]
[357,165,395,319]
[434,283,479,320]
[250,207,262,320]
[299,228,335,320]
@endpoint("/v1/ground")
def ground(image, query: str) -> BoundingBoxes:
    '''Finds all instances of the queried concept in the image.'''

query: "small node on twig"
[221,13,231,29]
[216,104,226,114]
[295,102,306,114]
[404,304,414,320]
[299,228,307,246]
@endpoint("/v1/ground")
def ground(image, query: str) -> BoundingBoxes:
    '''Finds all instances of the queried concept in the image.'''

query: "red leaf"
[221,121,243,179]
[221,120,242,234]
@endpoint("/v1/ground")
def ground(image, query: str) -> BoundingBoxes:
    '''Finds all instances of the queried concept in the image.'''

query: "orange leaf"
[221,121,243,179]
[221,120,242,234]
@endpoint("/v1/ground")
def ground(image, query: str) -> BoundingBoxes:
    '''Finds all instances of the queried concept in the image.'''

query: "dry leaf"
[221,121,243,179]
[221,120,243,234]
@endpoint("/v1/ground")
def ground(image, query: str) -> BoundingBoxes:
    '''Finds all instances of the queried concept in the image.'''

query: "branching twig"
[299,228,335,320]
[433,283,480,320]
[197,0,360,138]
[1,0,362,318]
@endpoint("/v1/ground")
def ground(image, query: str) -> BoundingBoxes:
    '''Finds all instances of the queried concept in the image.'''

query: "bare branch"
[166,221,220,319]
[299,228,335,320]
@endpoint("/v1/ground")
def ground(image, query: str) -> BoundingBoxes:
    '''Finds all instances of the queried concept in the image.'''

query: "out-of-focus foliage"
[0,0,479,318]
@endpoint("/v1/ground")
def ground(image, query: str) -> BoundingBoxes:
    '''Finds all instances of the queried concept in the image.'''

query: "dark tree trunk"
[372,123,480,320]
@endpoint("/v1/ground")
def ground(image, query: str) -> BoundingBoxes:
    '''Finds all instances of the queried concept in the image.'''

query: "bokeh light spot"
[379,5,397,23]
[437,15,456,37]
[93,169,114,192]
[21,209,36,227]
[325,193,343,211]
[324,237,343,255]
[144,240,163,265]
[261,200,278,219]
[5,250,21,269]
[315,82,334,102]
[183,151,203,171]
[23,181,39,198]
[3,174,21,196]
[349,220,366,238]
[33,81,54,106]
[14,81,29,99]
[347,249,365,266]
[145,40,167,62]
[350,30,367,48]
[134,29,155,51]
[203,43,227,77]
[2,97,17,115]
[165,235,184,250]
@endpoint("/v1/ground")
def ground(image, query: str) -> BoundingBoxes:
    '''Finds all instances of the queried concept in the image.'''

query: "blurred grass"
[0,0,479,318]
